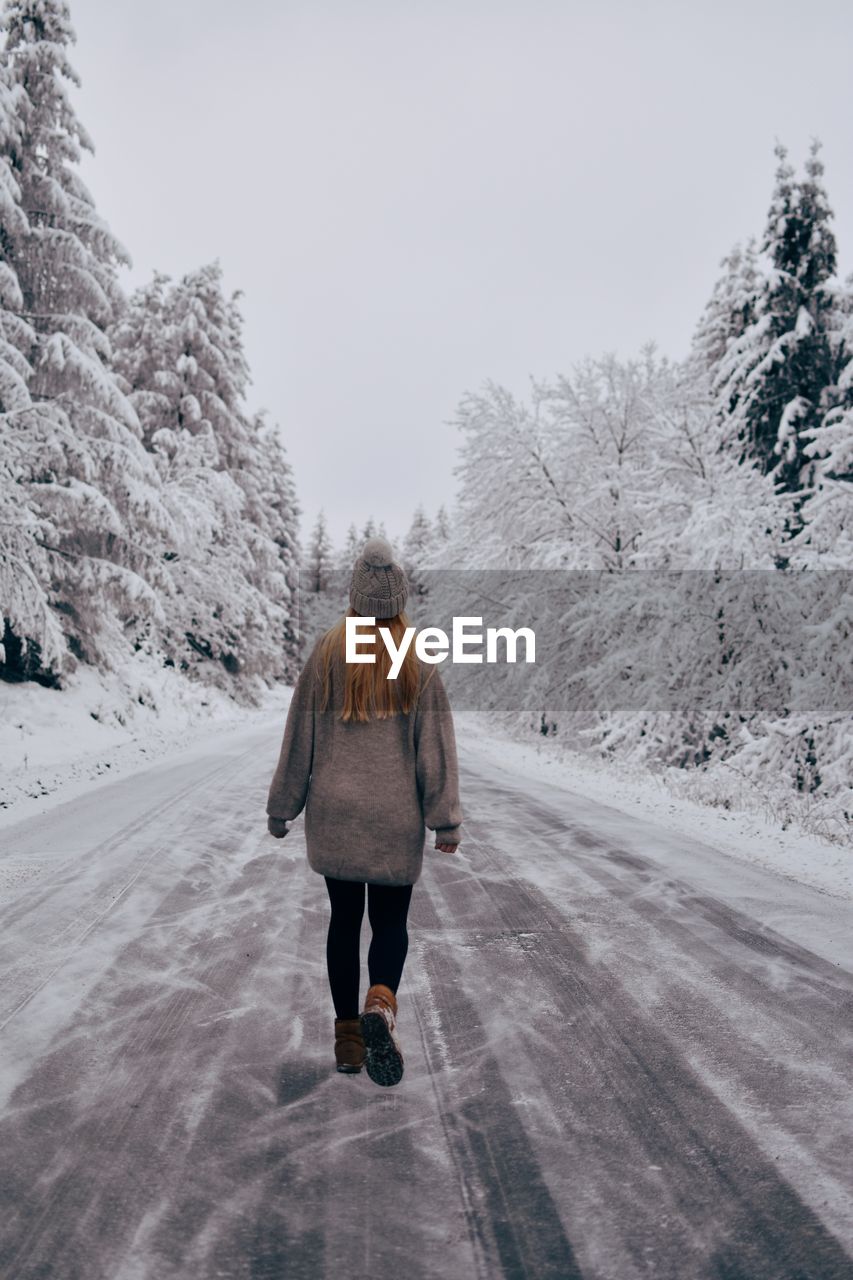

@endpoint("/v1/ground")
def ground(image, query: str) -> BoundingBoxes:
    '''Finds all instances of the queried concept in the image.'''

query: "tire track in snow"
[462,769,853,1244]
[430,757,853,1279]
[0,744,268,1028]
[410,879,584,1280]
[217,859,476,1280]
[0,830,293,1279]
[0,736,483,1280]
[3,725,850,1278]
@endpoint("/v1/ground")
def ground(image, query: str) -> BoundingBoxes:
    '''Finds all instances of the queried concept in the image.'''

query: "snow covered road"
[0,721,851,1280]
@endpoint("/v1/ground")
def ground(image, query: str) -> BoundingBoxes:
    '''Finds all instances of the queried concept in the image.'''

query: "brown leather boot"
[334,1017,366,1073]
[360,983,404,1087]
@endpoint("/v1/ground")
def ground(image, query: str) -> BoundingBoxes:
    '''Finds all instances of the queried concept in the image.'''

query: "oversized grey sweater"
[266,635,463,885]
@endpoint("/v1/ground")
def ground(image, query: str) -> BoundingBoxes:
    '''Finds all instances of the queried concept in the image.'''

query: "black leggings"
[323,877,414,1020]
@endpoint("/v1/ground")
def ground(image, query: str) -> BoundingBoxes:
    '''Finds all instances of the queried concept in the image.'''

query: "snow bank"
[455,708,853,901]
[0,654,290,828]
[3,666,847,901]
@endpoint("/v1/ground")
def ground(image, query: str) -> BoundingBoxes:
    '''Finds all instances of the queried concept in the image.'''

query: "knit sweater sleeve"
[266,642,319,822]
[414,666,463,845]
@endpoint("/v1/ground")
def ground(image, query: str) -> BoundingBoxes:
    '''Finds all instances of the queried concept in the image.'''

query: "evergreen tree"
[434,504,451,542]
[402,503,434,575]
[338,521,359,569]
[790,271,853,566]
[789,405,853,566]
[361,516,377,540]
[716,140,841,492]
[110,263,300,683]
[688,237,760,386]
[238,408,301,671]
[0,63,30,415]
[0,0,170,677]
[304,508,334,593]
[400,503,435,604]
[0,55,57,678]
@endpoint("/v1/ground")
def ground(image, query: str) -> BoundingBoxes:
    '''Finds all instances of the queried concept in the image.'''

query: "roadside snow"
[2,667,848,901]
[455,708,853,901]
[0,658,290,830]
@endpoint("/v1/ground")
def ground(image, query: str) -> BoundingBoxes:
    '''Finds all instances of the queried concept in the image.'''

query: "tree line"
[0,0,301,696]
[419,138,852,836]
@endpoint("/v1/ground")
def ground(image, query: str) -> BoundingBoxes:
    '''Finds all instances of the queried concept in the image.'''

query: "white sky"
[69,0,853,549]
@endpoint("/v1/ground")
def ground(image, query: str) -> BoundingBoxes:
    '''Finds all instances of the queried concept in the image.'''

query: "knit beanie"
[349,536,409,619]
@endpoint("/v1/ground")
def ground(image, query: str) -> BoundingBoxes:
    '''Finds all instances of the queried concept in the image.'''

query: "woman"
[266,536,463,1088]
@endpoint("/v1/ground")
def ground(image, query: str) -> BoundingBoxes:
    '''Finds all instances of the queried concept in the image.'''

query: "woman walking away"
[265,536,463,1088]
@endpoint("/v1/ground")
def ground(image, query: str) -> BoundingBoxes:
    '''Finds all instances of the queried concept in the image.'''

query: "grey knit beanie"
[349,536,409,619]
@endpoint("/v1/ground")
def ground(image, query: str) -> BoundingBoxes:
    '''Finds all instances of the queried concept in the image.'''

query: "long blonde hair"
[318,608,421,721]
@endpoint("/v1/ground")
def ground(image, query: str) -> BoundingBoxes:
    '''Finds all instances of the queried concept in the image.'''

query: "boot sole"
[359,1011,404,1087]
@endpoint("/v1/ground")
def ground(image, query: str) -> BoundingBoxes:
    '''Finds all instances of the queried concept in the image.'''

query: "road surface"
[0,718,851,1279]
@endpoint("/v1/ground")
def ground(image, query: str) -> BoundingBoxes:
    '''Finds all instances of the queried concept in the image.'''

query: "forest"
[1,1,850,838]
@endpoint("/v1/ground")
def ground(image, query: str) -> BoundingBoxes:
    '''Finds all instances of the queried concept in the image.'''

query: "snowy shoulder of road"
[0,659,291,830]
[2,669,849,902]
[454,708,852,902]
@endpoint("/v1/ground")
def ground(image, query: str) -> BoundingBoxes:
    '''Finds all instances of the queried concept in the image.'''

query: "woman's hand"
[435,842,458,854]
[267,816,290,839]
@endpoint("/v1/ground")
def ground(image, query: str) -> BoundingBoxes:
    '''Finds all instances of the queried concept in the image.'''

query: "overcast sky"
[69,0,853,549]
